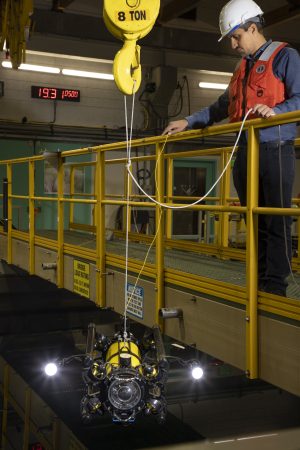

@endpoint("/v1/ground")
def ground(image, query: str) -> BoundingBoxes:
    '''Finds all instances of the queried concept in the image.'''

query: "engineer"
[163,0,300,297]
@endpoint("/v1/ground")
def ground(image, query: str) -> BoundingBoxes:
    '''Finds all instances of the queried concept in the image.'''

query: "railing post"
[2,177,8,232]
[246,126,259,379]
[96,149,106,307]
[219,150,231,250]
[297,214,300,269]
[1,364,9,449]
[29,161,35,274]
[6,165,12,264]
[23,387,31,450]
[70,166,75,226]
[166,158,173,240]
[57,153,64,288]
[155,143,165,328]
[52,416,60,449]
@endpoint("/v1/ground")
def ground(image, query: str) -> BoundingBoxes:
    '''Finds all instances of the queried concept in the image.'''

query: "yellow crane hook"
[103,0,160,95]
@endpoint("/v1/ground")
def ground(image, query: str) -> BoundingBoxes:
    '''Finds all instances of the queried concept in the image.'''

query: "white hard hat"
[218,0,263,42]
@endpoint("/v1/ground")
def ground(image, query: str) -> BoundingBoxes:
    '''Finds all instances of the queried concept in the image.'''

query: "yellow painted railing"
[0,111,300,380]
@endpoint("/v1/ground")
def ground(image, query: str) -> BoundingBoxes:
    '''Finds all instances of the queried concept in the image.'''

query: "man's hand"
[253,104,276,118]
[162,119,188,135]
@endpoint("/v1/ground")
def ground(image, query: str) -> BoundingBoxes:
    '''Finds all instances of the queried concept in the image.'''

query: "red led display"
[31,86,80,102]
[29,443,44,450]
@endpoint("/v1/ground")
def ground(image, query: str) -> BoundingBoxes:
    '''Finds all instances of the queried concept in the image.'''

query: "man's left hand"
[253,104,276,118]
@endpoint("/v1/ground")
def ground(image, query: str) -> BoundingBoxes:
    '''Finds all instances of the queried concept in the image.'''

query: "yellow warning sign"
[73,260,90,298]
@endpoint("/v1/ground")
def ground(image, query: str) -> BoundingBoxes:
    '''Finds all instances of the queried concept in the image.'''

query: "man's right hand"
[162,119,188,135]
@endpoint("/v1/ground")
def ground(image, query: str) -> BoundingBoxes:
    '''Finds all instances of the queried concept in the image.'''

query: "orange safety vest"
[228,41,288,122]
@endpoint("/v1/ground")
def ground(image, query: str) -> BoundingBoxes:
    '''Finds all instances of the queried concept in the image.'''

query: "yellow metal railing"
[0,111,300,380]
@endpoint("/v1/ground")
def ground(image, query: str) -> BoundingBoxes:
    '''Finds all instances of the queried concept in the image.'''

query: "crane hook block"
[103,0,160,95]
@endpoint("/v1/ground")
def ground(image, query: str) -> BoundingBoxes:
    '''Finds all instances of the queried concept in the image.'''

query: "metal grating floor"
[35,230,300,299]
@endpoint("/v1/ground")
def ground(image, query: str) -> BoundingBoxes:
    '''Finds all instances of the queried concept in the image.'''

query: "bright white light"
[199,69,232,76]
[1,61,60,74]
[191,365,204,380]
[199,81,228,90]
[44,362,58,377]
[62,68,114,80]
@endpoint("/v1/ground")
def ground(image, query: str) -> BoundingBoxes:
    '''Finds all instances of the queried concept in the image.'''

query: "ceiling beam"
[159,0,200,23]
[264,3,300,28]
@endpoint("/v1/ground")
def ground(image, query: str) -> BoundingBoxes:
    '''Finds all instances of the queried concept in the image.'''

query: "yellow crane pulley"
[0,0,33,69]
[103,0,160,95]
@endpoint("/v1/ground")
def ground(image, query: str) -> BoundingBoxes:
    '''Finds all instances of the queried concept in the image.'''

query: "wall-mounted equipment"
[31,86,80,102]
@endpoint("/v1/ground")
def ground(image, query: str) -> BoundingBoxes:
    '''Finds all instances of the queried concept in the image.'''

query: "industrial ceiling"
[32,0,300,56]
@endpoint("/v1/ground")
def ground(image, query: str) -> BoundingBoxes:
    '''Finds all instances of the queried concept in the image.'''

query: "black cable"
[183,75,191,116]
[139,81,184,121]
[168,83,184,118]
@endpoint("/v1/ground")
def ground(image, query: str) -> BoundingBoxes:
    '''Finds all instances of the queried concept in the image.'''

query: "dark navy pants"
[232,142,295,296]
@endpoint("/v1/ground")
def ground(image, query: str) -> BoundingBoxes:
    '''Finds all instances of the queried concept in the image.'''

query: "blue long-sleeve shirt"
[186,40,300,143]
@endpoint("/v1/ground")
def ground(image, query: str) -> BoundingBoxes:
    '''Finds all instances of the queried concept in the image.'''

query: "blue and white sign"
[126,283,144,319]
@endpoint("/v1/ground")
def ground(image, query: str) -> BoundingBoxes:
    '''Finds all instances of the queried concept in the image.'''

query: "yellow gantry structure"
[0,0,33,69]
[1,111,300,396]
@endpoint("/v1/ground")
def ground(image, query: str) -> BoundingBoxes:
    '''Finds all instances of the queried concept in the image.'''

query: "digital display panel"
[31,85,80,102]
[30,444,44,450]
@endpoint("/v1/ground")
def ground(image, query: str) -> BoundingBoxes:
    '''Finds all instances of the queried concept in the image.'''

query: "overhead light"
[199,69,232,76]
[171,343,186,350]
[62,68,114,80]
[1,61,60,74]
[26,50,113,65]
[199,81,228,90]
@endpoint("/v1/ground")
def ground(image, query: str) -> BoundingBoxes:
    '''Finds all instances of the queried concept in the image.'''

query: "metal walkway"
[36,229,300,297]
[1,111,300,401]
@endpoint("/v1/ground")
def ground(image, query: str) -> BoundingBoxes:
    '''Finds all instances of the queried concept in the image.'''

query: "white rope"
[123,86,136,339]
[122,105,253,338]
[124,142,167,312]
[127,109,253,210]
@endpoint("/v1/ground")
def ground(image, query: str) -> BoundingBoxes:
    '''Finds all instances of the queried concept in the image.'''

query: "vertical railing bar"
[246,126,259,379]
[22,387,31,450]
[155,143,165,329]
[166,158,173,240]
[7,164,12,264]
[220,149,231,250]
[29,161,35,274]
[57,153,64,288]
[96,150,106,307]
[1,364,10,449]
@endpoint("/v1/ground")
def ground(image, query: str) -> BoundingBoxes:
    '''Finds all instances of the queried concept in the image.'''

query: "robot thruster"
[80,323,168,425]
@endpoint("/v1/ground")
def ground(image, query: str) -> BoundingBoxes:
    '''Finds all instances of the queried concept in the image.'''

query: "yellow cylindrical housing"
[106,341,142,369]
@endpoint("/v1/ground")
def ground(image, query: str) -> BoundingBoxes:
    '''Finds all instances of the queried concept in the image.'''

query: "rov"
[44,323,203,425]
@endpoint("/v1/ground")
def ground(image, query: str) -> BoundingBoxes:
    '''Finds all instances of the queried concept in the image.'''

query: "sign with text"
[126,283,144,319]
[73,260,90,298]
